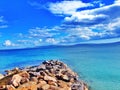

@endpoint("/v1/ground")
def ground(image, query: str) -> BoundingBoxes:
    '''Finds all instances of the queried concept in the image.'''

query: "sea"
[0,43,120,90]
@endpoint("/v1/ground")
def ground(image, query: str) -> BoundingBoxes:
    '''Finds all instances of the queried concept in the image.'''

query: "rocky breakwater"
[0,60,88,90]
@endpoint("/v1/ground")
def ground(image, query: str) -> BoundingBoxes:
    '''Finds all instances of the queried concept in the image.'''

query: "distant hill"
[0,41,120,51]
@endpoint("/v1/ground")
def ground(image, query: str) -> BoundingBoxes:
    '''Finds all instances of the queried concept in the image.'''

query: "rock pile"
[0,60,88,90]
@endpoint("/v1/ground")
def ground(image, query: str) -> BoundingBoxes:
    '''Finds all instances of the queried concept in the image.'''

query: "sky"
[0,0,120,49]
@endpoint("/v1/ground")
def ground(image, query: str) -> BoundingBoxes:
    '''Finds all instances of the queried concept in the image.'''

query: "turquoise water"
[0,43,120,90]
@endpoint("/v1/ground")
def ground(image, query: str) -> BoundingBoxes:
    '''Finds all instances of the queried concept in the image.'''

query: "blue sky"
[0,0,120,49]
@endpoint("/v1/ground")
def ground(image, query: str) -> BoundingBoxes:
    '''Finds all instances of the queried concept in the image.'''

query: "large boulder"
[11,74,22,87]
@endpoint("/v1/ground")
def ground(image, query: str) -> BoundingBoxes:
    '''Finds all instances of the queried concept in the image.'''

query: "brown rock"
[6,85,15,90]
[57,80,69,88]
[84,84,88,90]
[0,85,6,90]
[5,68,20,76]
[30,77,38,82]
[16,81,37,90]
[48,81,58,86]
[19,71,29,79]
[41,84,50,90]
[11,74,22,87]
[0,60,89,90]
[62,87,71,90]
[61,75,69,81]
[19,71,30,84]
[0,74,4,80]
[44,75,56,82]
[37,80,47,88]
[49,85,62,90]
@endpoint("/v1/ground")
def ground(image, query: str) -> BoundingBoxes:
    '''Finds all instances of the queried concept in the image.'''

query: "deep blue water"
[0,43,120,90]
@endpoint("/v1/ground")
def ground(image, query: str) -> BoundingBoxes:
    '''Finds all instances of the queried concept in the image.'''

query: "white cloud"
[10,1,120,47]
[48,0,120,26]
[48,1,93,15]
[66,26,101,40]
[92,0,105,7]
[46,38,59,44]
[0,16,8,28]
[64,13,107,23]
[48,0,120,39]
[29,27,58,38]
[115,0,120,4]
[107,18,120,30]
[3,40,16,47]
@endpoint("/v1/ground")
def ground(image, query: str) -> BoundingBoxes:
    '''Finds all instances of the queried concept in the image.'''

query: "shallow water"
[0,43,120,90]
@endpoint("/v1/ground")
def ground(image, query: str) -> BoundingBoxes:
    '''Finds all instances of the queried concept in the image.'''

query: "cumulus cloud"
[47,0,120,40]
[115,0,120,4]
[15,27,62,46]
[107,18,120,31]
[3,40,16,47]
[28,27,59,39]
[46,38,59,44]
[48,1,93,15]
[13,0,120,47]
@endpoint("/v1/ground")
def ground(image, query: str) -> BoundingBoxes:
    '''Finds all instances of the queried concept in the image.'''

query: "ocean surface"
[0,43,120,90]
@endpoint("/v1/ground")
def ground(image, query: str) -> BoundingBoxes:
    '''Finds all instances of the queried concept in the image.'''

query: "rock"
[49,85,62,90]
[11,74,22,87]
[44,75,57,82]
[57,80,69,88]
[37,81,47,89]
[61,75,70,82]
[84,84,88,90]
[5,68,20,76]
[46,65,53,70]
[30,77,38,82]
[48,80,58,86]
[37,64,46,71]
[0,74,4,80]
[29,71,40,77]
[41,84,50,90]
[38,80,47,86]
[6,85,15,90]
[19,71,29,79]
[16,81,37,90]
[0,85,6,89]
[0,60,89,90]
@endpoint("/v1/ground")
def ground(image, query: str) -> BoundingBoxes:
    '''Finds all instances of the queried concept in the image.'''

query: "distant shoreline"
[0,41,120,51]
